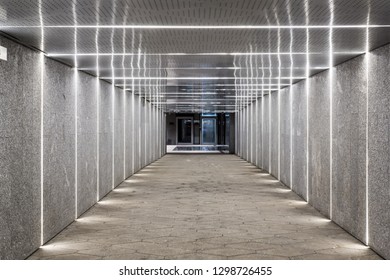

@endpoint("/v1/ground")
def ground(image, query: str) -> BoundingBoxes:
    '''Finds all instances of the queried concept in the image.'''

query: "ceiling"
[1,0,390,112]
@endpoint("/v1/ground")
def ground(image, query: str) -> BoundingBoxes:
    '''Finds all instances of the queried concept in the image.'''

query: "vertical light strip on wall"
[111,68,115,189]
[255,50,259,167]
[40,52,44,245]
[268,47,272,173]
[95,22,100,201]
[250,48,254,163]
[39,0,44,245]
[329,0,334,219]
[137,49,142,170]
[277,27,281,179]
[365,22,370,246]
[261,55,265,169]
[246,54,249,161]
[110,26,115,189]
[122,28,126,180]
[73,18,79,218]
[289,26,294,188]
[305,26,310,202]
[305,1,310,203]
[130,30,135,174]
[96,74,100,200]
[265,22,272,171]
[74,67,78,216]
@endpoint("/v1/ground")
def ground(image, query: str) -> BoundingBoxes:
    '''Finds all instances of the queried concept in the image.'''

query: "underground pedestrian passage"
[1,0,390,261]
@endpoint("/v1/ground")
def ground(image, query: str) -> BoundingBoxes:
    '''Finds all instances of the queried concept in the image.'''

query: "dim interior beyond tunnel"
[28,154,380,260]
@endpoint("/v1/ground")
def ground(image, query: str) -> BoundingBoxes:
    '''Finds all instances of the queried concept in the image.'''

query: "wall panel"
[308,70,331,217]
[113,87,124,187]
[332,55,367,242]
[263,95,270,171]
[125,91,133,178]
[291,80,308,200]
[42,57,75,243]
[368,44,390,259]
[271,92,279,178]
[0,36,41,259]
[98,80,113,199]
[256,99,262,168]
[77,71,97,216]
[280,88,291,186]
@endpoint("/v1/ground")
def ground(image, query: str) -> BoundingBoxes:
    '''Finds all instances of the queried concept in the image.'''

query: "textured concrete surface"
[0,36,41,259]
[42,57,75,243]
[308,70,330,217]
[332,55,367,242]
[271,92,279,178]
[263,95,270,171]
[280,88,291,186]
[114,87,124,187]
[98,81,113,199]
[368,45,390,259]
[125,91,133,179]
[28,154,380,260]
[256,99,262,168]
[133,95,141,173]
[250,104,255,164]
[291,81,307,200]
[77,71,97,216]
[140,98,146,168]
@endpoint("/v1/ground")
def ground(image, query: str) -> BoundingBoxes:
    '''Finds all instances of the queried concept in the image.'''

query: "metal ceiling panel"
[1,0,390,112]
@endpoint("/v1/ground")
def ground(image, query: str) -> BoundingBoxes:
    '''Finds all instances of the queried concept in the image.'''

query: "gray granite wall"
[280,87,291,186]
[0,36,165,260]
[77,71,97,216]
[251,103,256,165]
[42,57,76,243]
[270,91,279,178]
[133,95,141,172]
[368,45,390,259]
[98,81,113,199]
[256,99,262,168]
[243,107,251,161]
[114,87,124,187]
[291,80,308,200]
[262,95,270,171]
[125,91,133,178]
[308,70,331,218]
[332,55,367,242]
[140,98,146,168]
[0,36,41,259]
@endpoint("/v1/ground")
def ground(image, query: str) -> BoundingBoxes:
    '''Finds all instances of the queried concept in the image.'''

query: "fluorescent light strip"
[365,23,370,246]
[96,26,100,201]
[277,27,281,180]
[306,26,310,203]
[118,83,288,87]
[73,24,78,219]
[40,52,44,245]
[39,0,44,245]
[79,66,327,71]
[5,24,390,29]
[329,1,334,219]
[47,51,362,57]
[106,77,305,80]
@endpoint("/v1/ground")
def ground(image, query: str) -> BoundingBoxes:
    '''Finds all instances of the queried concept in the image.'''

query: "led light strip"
[329,0,334,220]
[47,51,362,57]
[5,24,390,29]
[39,0,44,245]
[105,77,305,80]
[365,19,370,246]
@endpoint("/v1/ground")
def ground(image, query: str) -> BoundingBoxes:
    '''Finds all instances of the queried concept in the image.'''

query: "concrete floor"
[28,154,382,260]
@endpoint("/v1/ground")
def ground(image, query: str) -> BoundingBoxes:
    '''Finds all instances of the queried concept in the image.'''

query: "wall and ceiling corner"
[0,34,165,260]
[238,41,390,260]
